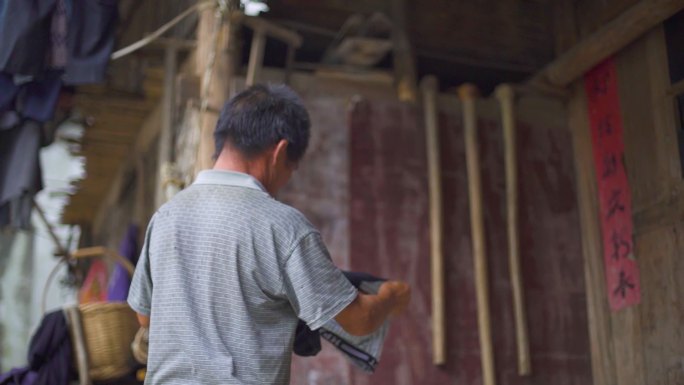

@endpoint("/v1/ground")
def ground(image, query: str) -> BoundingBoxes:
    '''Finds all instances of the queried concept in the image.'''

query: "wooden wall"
[343,95,592,385]
[272,71,593,384]
[568,26,684,385]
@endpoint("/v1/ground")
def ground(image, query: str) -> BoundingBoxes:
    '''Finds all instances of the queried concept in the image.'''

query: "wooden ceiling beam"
[531,0,684,88]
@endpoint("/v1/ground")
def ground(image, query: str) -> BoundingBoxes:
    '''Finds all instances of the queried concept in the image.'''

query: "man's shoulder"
[264,198,315,233]
[156,184,316,234]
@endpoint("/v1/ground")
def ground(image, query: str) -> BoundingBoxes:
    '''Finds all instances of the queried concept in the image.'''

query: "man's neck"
[213,151,270,191]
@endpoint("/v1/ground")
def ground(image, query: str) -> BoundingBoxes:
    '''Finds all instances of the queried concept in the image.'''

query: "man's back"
[128,170,357,385]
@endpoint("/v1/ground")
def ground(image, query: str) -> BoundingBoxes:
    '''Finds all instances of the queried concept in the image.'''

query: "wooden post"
[421,76,446,365]
[568,83,618,385]
[195,1,239,174]
[156,43,177,209]
[284,44,296,85]
[246,28,266,86]
[495,84,531,376]
[240,15,302,86]
[390,0,418,103]
[459,84,496,385]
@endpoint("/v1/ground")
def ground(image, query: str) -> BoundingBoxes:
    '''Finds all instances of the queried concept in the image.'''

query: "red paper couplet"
[584,57,641,311]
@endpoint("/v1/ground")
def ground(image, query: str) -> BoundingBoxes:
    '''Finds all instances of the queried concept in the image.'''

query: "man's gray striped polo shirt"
[128,170,358,385]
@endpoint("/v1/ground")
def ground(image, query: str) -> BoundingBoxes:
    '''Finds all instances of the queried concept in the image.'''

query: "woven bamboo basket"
[42,247,140,383]
[79,301,139,381]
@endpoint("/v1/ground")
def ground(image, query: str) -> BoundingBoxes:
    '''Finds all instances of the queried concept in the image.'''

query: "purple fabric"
[0,310,72,385]
[107,224,139,301]
[0,368,37,385]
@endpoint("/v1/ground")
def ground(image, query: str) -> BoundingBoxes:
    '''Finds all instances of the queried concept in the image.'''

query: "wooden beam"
[420,76,446,365]
[238,14,303,48]
[531,0,684,87]
[268,17,540,73]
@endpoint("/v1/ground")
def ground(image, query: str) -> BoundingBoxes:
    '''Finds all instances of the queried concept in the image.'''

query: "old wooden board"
[346,95,591,385]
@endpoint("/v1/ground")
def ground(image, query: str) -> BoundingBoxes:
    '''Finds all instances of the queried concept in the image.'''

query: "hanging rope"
[111,1,216,60]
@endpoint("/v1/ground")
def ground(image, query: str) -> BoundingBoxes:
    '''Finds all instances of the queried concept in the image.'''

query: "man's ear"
[272,139,289,166]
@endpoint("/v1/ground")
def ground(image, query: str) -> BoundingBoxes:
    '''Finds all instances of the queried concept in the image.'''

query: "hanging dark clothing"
[0,72,62,124]
[0,0,58,76]
[62,0,118,85]
[0,310,74,385]
[0,0,118,83]
[0,121,43,230]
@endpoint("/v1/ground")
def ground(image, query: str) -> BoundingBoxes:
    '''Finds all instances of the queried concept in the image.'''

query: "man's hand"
[335,280,411,336]
[378,280,411,317]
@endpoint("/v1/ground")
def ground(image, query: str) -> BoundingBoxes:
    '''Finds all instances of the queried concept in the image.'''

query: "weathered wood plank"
[617,30,670,213]
[568,82,618,385]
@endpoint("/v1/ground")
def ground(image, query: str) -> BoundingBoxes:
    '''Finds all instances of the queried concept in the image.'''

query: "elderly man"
[128,84,411,385]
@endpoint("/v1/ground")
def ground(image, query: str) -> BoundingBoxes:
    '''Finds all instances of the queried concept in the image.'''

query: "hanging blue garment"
[0,120,43,230]
[0,0,117,84]
[62,0,118,85]
[0,0,58,76]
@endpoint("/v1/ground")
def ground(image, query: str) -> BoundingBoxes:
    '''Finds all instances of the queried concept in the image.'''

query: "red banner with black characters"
[584,57,641,311]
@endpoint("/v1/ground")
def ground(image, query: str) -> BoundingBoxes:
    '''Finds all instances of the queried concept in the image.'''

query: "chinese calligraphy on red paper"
[584,57,641,311]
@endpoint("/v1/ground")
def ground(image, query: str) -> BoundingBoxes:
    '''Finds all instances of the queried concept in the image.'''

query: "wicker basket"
[79,302,139,381]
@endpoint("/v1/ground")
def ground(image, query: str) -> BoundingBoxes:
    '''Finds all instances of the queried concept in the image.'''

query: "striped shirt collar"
[194,169,267,192]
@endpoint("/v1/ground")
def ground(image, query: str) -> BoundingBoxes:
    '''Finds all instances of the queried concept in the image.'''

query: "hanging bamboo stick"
[33,199,67,256]
[458,84,496,385]
[495,83,531,376]
[420,76,446,365]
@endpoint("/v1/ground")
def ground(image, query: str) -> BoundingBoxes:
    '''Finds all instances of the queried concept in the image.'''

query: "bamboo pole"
[495,84,531,376]
[458,84,496,385]
[195,2,238,174]
[65,305,92,385]
[156,42,177,209]
[421,76,446,365]
[33,199,67,256]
